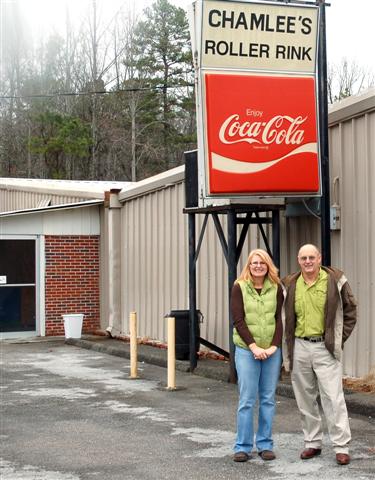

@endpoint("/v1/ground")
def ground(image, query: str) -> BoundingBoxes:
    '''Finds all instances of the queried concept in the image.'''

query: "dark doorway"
[0,240,36,333]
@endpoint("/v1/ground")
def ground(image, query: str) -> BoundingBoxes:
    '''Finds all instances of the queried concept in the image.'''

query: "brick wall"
[45,235,100,336]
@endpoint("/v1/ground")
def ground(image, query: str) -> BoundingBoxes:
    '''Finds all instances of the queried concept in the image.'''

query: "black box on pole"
[184,150,198,208]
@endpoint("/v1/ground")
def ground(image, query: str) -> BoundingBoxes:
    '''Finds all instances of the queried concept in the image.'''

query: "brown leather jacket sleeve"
[341,281,357,343]
[271,285,283,347]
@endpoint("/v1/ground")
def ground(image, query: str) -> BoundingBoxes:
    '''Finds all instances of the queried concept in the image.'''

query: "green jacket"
[233,278,277,349]
[282,266,357,371]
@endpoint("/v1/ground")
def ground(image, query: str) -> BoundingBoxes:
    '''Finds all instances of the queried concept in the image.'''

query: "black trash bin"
[168,310,202,360]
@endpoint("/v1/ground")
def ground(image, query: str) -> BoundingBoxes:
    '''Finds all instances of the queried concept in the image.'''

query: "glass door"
[0,240,36,333]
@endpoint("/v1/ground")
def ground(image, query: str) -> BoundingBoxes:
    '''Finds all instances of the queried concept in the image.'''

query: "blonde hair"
[237,248,280,285]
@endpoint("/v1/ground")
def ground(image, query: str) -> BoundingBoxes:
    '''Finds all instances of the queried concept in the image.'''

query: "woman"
[232,248,283,463]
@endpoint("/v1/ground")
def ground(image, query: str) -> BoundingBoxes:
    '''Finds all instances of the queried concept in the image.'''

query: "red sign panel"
[204,73,319,195]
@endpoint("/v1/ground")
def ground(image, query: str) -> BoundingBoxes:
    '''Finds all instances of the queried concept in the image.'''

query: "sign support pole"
[272,210,280,270]
[188,212,198,372]
[318,0,331,266]
[227,209,237,383]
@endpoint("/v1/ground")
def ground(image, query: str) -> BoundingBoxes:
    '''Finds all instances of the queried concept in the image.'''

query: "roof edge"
[0,178,133,199]
[328,87,375,126]
[118,165,185,202]
[0,200,103,217]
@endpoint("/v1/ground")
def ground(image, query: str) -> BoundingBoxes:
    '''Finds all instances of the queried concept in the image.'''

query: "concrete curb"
[65,337,375,418]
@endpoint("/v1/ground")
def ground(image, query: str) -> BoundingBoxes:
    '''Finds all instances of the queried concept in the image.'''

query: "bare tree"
[0,0,196,181]
[328,58,374,104]
[112,7,141,181]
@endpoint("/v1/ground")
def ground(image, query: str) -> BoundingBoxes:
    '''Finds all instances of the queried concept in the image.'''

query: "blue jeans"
[234,345,282,453]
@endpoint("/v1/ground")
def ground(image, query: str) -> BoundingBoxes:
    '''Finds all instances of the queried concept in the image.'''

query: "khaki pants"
[291,338,351,454]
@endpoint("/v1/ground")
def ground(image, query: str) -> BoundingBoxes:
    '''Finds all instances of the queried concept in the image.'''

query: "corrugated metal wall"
[120,184,276,357]
[120,89,375,378]
[328,93,375,377]
[121,185,188,343]
[0,189,87,212]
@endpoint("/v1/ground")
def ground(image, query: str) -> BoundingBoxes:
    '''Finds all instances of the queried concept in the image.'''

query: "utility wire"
[0,82,195,101]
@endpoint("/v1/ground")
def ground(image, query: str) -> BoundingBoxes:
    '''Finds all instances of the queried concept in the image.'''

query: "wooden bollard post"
[167,316,176,390]
[130,311,138,379]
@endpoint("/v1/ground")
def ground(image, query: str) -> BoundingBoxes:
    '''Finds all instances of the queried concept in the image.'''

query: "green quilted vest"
[233,278,277,349]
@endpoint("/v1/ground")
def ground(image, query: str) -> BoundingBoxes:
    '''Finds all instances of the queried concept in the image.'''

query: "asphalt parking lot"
[1,339,374,480]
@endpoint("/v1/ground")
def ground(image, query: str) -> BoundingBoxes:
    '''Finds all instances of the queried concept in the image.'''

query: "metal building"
[1,88,374,378]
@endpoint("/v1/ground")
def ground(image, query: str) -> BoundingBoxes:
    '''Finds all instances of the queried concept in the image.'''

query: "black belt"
[299,336,325,343]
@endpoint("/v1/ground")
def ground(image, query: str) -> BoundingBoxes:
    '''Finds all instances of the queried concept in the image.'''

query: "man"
[282,244,357,465]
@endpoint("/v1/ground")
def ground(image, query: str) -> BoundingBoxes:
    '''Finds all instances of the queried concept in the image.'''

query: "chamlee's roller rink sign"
[190,0,321,202]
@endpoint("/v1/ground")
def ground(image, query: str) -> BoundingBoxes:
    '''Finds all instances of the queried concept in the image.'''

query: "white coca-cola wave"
[211,143,317,174]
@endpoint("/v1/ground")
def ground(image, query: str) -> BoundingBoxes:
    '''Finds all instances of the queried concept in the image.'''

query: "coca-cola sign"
[219,114,307,147]
[204,73,320,194]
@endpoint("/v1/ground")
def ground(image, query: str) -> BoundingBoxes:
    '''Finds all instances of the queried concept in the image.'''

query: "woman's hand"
[264,346,278,357]
[249,343,268,360]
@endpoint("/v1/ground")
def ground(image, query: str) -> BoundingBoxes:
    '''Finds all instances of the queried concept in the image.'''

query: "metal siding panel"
[121,184,188,345]
[0,190,86,212]
[0,207,100,235]
[352,116,369,376]
[159,191,167,340]
[164,189,172,339]
[340,119,360,376]
[153,193,162,338]
[326,109,375,377]
[0,214,44,234]
[134,200,142,334]
[367,112,375,375]
[368,112,375,375]
[195,213,227,351]
[121,202,130,334]
[144,194,152,339]
[196,214,211,343]
[118,95,374,376]
[178,184,189,308]
[340,112,375,377]
[201,214,228,350]
[123,199,136,334]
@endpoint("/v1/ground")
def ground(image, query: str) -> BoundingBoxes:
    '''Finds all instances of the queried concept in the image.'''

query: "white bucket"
[63,314,84,339]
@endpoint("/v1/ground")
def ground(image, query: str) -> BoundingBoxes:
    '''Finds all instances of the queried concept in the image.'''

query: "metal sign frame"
[186,0,331,379]
[192,0,322,205]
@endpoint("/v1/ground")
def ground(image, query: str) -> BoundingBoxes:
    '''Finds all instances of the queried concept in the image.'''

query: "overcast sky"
[11,0,375,70]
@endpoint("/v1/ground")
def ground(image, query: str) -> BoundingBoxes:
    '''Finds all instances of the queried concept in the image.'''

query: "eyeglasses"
[299,256,317,262]
[250,261,266,267]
